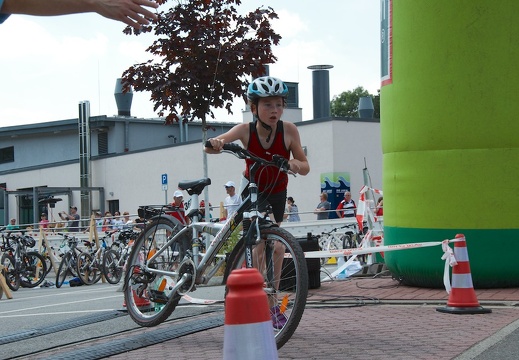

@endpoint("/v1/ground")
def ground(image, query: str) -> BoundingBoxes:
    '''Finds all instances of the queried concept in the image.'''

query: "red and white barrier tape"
[356,185,383,230]
[297,238,462,287]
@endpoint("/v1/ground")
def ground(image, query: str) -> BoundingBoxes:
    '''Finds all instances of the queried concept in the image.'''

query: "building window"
[285,82,299,108]
[108,200,119,215]
[0,146,14,164]
[98,132,108,155]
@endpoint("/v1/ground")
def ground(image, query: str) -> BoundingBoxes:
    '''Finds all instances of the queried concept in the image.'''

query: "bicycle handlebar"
[204,140,292,174]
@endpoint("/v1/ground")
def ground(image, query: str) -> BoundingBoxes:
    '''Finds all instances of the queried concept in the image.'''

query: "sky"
[0,0,381,128]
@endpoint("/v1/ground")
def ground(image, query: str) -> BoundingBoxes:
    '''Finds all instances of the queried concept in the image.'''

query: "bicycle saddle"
[178,178,211,196]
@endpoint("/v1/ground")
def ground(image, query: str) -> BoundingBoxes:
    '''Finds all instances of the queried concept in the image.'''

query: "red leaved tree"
[122,0,280,126]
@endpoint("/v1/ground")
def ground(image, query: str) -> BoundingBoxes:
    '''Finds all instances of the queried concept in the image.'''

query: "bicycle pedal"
[149,289,169,304]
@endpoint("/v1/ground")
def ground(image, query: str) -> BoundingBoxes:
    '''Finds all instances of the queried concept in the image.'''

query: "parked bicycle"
[318,222,367,265]
[123,142,308,348]
[102,229,139,285]
[1,228,47,291]
[39,236,64,276]
[55,233,88,288]
[76,231,115,285]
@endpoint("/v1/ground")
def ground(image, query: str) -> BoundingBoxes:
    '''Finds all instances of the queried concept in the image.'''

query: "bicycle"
[102,229,139,285]
[318,222,366,265]
[39,236,64,276]
[123,142,308,349]
[55,233,87,288]
[76,231,115,285]
[1,228,47,291]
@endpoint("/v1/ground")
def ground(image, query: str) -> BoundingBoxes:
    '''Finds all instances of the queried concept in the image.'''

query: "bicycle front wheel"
[77,253,101,285]
[123,216,189,327]
[56,252,72,288]
[1,254,20,291]
[20,252,47,288]
[103,249,123,284]
[225,226,309,349]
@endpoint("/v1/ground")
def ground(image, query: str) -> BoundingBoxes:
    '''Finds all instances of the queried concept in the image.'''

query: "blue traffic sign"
[161,173,168,185]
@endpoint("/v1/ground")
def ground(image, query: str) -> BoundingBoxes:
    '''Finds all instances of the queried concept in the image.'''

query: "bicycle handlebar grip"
[272,154,290,172]
[204,140,242,152]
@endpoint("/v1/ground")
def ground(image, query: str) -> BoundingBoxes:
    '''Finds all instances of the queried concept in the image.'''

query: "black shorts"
[241,187,287,224]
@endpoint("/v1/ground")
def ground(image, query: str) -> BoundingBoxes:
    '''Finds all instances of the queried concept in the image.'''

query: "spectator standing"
[284,196,300,222]
[102,211,113,231]
[223,181,241,221]
[199,200,212,220]
[314,192,331,220]
[122,211,133,229]
[6,218,20,230]
[133,213,146,231]
[112,211,125,230]
[39,213,49,229]
[58,206,80,232]
[336,191,357,218]
[376,196,384,216]
[167,190,189,225]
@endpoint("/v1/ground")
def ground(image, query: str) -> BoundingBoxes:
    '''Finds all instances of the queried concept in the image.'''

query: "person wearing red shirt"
[336,191,357,218]
[167,190,189,225]
[205,76,310,330]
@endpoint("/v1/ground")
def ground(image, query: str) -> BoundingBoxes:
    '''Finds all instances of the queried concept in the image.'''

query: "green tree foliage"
[121,0,280,125]
[330,86,380,119]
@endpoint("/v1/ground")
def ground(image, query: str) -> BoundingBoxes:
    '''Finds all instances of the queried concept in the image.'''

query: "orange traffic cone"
[223,268,278,360]
[436,234,491,314]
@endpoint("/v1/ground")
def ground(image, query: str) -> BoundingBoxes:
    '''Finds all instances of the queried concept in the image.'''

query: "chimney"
[358,96,375,118]
[307,64,333,119]
[114,78,133,116]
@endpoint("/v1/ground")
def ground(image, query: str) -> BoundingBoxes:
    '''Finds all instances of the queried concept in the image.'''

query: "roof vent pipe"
[358,96,374,118]
[307,65,333,119]
[114,78,133,116]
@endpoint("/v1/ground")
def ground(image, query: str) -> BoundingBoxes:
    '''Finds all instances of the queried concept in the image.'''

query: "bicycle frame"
[142,153,280,294]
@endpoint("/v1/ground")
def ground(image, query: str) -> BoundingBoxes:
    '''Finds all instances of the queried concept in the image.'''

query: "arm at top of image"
[0,0,158,29]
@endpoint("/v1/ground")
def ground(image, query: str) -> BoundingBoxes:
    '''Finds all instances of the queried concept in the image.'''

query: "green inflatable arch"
[381,0,519,288]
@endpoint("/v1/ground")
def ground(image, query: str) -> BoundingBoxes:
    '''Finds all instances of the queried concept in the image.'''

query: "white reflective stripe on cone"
[451,273,474,288]
[454,246,469,262]
[223,321,278,360]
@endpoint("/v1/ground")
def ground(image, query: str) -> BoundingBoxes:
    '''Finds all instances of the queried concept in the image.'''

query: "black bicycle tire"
[56,252,72,288]
[20,252,47,288]
[1,253,20,291]
[102,249,122,284]
[43,253,53,276]
[224,226,309,349]
[77,252,98,285]
[124,216,186,327]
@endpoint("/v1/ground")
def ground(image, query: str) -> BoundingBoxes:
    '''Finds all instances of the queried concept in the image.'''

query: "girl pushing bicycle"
[206,76,310,328]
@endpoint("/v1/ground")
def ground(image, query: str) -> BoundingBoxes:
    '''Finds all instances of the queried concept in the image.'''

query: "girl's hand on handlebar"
[288,159,301,174]
[205,138,224,152]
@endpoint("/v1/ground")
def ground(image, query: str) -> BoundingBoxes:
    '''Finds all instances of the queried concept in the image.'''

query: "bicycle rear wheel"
[77,253,101,285]
[1,254,20,291]
[20,252,47,288]
[123,216,189,327]
[225,226,308,349]
[102,249,123,284]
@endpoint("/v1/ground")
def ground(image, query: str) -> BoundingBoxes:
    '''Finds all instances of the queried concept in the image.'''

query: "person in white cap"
[167,190,189,224]
[223,180,241,221]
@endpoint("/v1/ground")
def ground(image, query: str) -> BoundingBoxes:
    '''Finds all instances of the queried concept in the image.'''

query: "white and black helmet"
[247,76,289,101]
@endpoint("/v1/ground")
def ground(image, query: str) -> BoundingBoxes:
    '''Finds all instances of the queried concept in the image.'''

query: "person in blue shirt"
[0,0,158,29]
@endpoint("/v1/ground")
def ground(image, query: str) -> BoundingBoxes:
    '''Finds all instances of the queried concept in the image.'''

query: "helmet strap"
[255,115,273,143]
